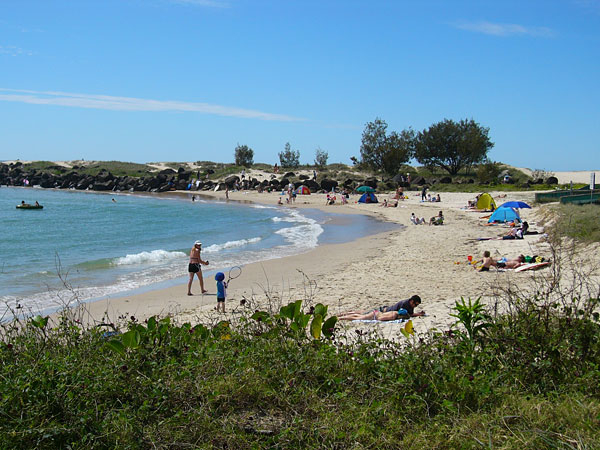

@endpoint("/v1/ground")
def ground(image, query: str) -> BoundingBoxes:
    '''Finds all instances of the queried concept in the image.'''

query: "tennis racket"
[227,266,242,284]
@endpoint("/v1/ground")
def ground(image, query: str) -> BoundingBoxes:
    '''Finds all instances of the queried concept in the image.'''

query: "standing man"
[421,185,428,201]
[187,241,209,295]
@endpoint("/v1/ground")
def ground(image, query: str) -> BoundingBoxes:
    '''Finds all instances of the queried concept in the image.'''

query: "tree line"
[360,117,494,176]
[234,116,492,175]
[234,143,328,169]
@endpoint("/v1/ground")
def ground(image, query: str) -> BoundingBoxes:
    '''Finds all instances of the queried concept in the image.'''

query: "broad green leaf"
[311,314,323,340]
[322,317,338,337]
[147,316,157,331]
[31,315,48,329]
[292,300,302,319]
[251,311,271,323]
[279,304,294,320]
[122,330,141,349]
[314,303,328,318]
[297,313,310,329]
[404,320,414,335]
[105,339,125,355]
[400,328,410,338]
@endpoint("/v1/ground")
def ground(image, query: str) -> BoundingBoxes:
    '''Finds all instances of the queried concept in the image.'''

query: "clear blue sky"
[1,0,599,170]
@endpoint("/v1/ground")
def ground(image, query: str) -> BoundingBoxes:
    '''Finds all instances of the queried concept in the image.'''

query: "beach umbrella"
[356,185,376,193]
[498,201,531,209]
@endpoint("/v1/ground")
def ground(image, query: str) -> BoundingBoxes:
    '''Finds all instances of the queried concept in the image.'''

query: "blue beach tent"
[488,207,520,223]
[358,193,378,203]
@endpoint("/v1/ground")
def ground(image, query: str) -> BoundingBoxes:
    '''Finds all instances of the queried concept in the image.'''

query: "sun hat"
[194,241,202,246]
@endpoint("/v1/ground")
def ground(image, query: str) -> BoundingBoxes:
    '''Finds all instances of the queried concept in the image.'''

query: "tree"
[414,119,493,175]
[476,159,502,184]
[314,147,328,167]
[234,144,254,167]
[278,142,300,168]
[360,118,414,176]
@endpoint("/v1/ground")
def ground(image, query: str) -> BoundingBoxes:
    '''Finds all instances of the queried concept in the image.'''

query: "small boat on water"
[16,204,43,210]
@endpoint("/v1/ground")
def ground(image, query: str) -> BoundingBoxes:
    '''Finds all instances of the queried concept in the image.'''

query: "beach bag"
[397,308,409,317]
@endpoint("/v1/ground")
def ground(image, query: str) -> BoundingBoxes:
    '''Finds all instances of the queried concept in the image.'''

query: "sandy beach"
[76,183,600,339]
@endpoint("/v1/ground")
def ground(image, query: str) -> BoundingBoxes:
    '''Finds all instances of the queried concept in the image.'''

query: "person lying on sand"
[478,251,524,271]
[338,295,425,321]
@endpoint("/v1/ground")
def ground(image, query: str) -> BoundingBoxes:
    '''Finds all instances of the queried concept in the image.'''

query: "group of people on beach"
[185,237,427,319]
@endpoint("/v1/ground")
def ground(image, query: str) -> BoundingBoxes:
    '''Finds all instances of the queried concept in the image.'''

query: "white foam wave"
[274,210,323,250]
[114,250,186,266]
[203,237,262,253]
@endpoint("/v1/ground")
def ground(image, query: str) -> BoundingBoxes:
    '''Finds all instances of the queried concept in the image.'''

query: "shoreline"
[78,187,578,338]
[80,189,404,327]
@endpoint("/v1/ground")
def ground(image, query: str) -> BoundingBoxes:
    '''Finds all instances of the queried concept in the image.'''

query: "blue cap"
[215,272,225,281]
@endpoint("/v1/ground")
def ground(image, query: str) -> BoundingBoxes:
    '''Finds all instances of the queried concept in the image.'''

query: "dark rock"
[412,176,427,185]
[364,177,378,189]
[93,181,115,191]
[224,175,240,186]
[305,180,320,192]
[440,176,452,184]
[546,176,558,185]
[177,171,191,181]
[320,178,338,192]
[299,174,309,180]
[159,168,176,175]
[283,172,295,178]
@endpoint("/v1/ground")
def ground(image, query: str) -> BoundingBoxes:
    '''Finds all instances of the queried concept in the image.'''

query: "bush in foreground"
[1,295,599,448]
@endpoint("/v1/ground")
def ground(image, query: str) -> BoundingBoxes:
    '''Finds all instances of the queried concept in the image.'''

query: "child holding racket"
[215,272,227,313]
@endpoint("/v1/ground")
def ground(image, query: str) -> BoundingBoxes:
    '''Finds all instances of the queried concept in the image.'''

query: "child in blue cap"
[215,272,227,313]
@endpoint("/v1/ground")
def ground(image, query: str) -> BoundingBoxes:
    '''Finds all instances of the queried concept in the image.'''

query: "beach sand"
[77,186,600,340]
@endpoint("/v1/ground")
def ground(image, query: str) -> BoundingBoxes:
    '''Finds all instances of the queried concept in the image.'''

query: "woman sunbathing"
[478,251,525,271]
[338,296,425,321]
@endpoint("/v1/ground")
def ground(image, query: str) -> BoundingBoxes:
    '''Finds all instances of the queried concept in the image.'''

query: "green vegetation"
[414,118,493,175]
[10,158,576,194]
[278,142,300,169]
[22,160,156,177]
[2,288,599,448]
[234,144,254,167]
[545,204,600,244]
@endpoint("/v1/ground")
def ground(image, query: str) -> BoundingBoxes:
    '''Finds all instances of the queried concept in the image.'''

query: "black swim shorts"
[188,263,200,273]
[217,297,225,303]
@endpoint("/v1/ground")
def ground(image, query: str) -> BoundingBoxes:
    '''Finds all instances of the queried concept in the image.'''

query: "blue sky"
[1,0,599,171]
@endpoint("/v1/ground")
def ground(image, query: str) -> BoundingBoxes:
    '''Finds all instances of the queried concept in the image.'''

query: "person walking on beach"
[187,241,209,295]
[421,186,428,201]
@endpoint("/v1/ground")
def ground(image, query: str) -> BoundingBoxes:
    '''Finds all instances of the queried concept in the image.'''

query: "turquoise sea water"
[0,187,397,319]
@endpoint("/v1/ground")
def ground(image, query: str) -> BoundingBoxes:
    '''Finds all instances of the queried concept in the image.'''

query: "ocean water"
[0,187,397,319]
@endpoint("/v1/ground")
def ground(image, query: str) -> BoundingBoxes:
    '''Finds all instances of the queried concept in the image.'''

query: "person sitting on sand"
[429,211,444,225]
[410,213,425,225]
[277,197,283,205]
[338,295,425,321]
